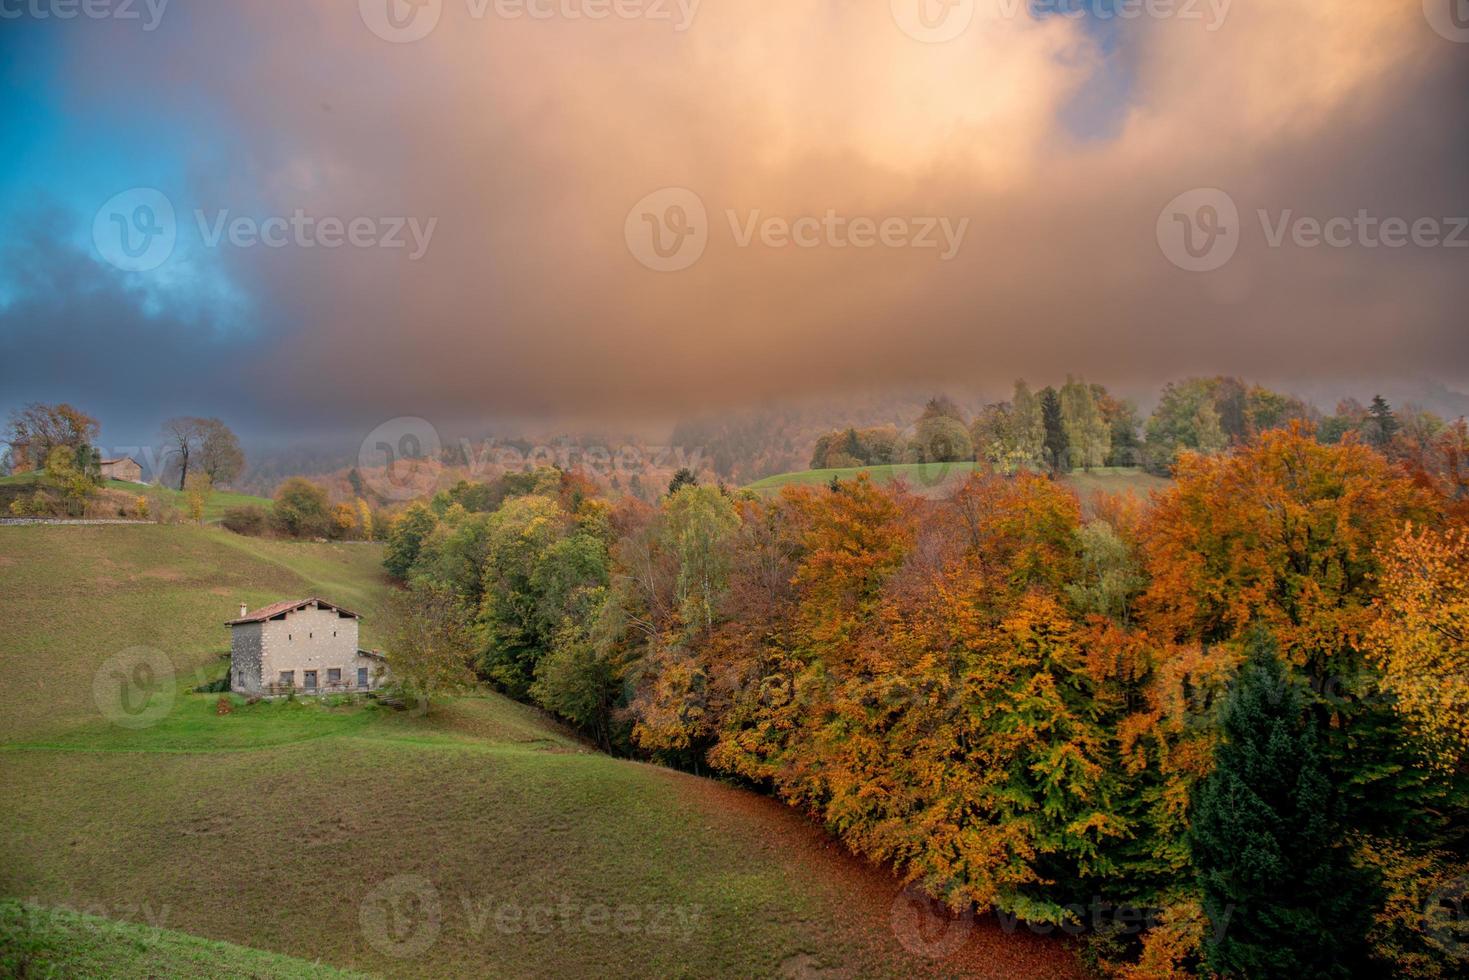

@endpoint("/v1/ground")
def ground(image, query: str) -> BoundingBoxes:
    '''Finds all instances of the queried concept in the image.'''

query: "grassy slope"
[747,463,1171,508]
[0,472,273,522]
[746,461,983,494]
[0,525,1083,978]
[0,525,390,741]
[1,899,368,979]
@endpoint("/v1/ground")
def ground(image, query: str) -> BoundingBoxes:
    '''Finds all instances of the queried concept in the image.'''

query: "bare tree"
[162,416,208,491]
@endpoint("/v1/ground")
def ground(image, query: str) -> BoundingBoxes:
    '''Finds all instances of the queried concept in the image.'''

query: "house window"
[288,633,292,642]
[358,667,369,688]
[279,671,295,687]
[328,668,341,684]
[304,670,317,691]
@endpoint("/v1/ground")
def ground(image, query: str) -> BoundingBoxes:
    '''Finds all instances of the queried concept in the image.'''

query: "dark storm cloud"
[3,0,1466,440]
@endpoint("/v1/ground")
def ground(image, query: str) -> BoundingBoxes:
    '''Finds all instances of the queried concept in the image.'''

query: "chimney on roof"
[239,602,248,618]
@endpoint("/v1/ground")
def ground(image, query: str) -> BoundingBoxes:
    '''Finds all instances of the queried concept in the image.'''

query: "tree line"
[382,422,1469,977]
[2,403,244,520]
[808,377,1444,480]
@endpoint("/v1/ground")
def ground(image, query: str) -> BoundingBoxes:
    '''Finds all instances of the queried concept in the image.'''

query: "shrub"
[144,487,181,524]
[271,477,332,538]
[9,490,57,517]
[222,505,268,536]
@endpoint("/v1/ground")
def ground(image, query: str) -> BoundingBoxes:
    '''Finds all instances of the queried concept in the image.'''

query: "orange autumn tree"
[1368,523,1469,774]
[789,476,916,661]
[1141,423,1435,683]
[707,477,916,795]
[708,473,1134,926]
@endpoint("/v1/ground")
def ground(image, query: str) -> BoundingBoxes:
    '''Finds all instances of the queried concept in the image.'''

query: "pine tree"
[1367,395,1399,449]
[667,468,698,496]
[1189,636,1381,978]
[1041,387,1069,474]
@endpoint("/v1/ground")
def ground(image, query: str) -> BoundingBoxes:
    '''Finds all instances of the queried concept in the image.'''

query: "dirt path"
[661,766,1088,979]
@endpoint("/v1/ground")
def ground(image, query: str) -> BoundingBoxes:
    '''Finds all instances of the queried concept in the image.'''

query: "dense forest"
[382,407,1469,977]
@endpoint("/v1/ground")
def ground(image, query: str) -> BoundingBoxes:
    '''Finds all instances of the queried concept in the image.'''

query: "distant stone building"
[226,597,387,696]
[99,456,144,483]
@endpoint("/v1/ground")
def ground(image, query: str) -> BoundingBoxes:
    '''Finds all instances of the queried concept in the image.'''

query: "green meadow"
[0,524,1081,978]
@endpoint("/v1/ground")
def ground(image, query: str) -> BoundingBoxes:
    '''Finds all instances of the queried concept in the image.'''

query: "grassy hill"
[0,471,273,522]
[0,524,1083,978]
[1,900,369,979]
[0,525,389,741]
[747,463,1171,507]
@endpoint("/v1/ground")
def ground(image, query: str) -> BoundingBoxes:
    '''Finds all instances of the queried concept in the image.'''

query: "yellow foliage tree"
[183,471,212,523]
[332,501,357,538]
[356,498,374,541]
[1367,523,1469,773]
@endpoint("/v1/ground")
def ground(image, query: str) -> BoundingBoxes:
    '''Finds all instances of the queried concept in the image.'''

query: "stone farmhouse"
[226,598,387,696]
[99,456,144,483]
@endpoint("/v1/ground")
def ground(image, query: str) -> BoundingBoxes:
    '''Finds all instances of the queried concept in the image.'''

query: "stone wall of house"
[99,459,144,482]
[259,605,372,690]
[230,621,264,693]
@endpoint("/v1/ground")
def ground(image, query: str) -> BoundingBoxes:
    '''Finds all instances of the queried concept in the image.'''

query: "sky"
[1,0,1466,452]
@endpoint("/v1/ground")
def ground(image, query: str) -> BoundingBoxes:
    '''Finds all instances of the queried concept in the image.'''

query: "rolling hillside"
[0,524,1083,978]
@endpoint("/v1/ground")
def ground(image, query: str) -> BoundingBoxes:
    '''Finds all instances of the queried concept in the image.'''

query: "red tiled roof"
[225,597,360,626]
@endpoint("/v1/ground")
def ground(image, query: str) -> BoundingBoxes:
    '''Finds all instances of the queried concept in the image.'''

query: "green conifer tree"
[1367,395,1400,449]
[1189,636,1381,978]
[1041,386,1070,474]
